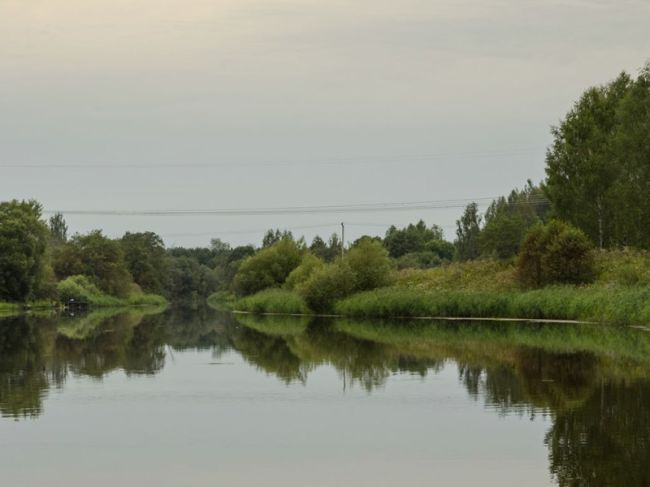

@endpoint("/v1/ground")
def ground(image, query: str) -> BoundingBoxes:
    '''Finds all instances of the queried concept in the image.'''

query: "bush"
[299,262,357,313]
[57,275,166,307]
[517,220,594,287]
[57,275,121,306]
[284,253,324,291]
[233,239,303,296]
[345,239,394,291]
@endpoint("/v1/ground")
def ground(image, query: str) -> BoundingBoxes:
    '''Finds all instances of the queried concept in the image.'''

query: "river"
[1,307,649,486]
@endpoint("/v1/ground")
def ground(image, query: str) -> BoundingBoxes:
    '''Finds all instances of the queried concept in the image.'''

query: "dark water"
[1,307,650,486]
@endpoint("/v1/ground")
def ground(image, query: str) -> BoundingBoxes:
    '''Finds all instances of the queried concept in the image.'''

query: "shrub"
[233,239,303,296]
[518,221,594,287]
[57,275,121,306]
[299,262,356,313]
[345,239,394,291]
[284,253,324,291]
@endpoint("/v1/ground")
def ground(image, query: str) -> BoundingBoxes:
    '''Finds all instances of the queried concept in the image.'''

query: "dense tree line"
[545,62,650,248]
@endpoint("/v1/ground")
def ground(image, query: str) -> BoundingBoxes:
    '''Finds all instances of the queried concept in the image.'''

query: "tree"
[298,262,356,313]
[310,233,342,262]
[345,238,394,291]
[233,239,303,296]
[284,253,324,291]
[455,203,482,261]
[262,229,294,248]
[480,182,549,259]
[121,232,169,293]
[53,230,132,297]
[166,256,218,302]
[48,213,68,244]
[544,66,650,248]
[517,220,594,287]
[384,220,445,258]
[0,200,49,301]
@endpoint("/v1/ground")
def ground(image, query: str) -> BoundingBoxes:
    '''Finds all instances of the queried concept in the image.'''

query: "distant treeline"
[1,61,648,305]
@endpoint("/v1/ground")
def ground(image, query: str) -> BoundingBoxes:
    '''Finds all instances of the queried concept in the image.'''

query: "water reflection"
[1,308,650,483]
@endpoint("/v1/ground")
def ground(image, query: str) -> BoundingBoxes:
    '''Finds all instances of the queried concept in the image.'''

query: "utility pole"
[341,222,345,259]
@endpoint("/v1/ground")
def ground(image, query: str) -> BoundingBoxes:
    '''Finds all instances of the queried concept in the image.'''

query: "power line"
[43,195,549,217]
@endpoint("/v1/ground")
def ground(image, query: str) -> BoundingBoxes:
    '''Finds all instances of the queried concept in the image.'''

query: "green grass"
[335,286,650,326]
[235,289,310,315]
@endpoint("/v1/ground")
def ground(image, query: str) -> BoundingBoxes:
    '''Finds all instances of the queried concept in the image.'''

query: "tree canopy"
[0,200,49,302]
[545,64,650,248]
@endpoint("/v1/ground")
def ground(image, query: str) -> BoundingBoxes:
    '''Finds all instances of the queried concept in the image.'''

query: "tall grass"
[335,286,650,326]
[235,288,310,315]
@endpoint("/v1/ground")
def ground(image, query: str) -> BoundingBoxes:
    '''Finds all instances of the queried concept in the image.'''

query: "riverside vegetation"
[3,62,650,325]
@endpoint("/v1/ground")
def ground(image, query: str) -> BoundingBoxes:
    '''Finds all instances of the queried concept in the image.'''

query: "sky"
[1,0,649,247]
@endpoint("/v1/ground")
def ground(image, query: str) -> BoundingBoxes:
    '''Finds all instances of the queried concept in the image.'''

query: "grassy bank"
[335,286,650,326]
[235,289,310,315]
[230,252,650,326]
[231,284,650,325]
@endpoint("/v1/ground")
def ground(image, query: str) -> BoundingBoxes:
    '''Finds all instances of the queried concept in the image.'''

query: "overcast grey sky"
[1,0,648,247]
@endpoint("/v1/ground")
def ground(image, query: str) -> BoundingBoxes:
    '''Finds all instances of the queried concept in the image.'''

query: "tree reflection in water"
[1,309,650,482]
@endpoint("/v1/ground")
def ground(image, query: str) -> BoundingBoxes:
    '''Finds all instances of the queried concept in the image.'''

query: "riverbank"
[227,252,650,326]
[1,277,167,318]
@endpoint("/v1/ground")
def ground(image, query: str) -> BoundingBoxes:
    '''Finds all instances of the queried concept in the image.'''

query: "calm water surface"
[1,307,649,486]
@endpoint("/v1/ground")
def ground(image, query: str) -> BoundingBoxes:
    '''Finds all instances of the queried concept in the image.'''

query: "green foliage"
[121,232,169,293]
[335,285,650,326]
[545,64,650,248]
[233,239,303,296]
[48,213,68,244]
[53,230,133,297]
[235,289,310,315]
[480,182,549,259]
[0,200,49,302]
[394,259,518,292]
[594,249,650,286]
[299,262,357,313]
[384,220,445,258]
[396,251,442,270]
[345,238,394,291]
[425,239,455,261]
[262,229,295,248]
[455,203,482,261]
[309,233,342,262]
[284,253,324,291]
[57,275,120,305]
[166,256,218,302]
[518,221,595,287]
[57,275,166,307]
